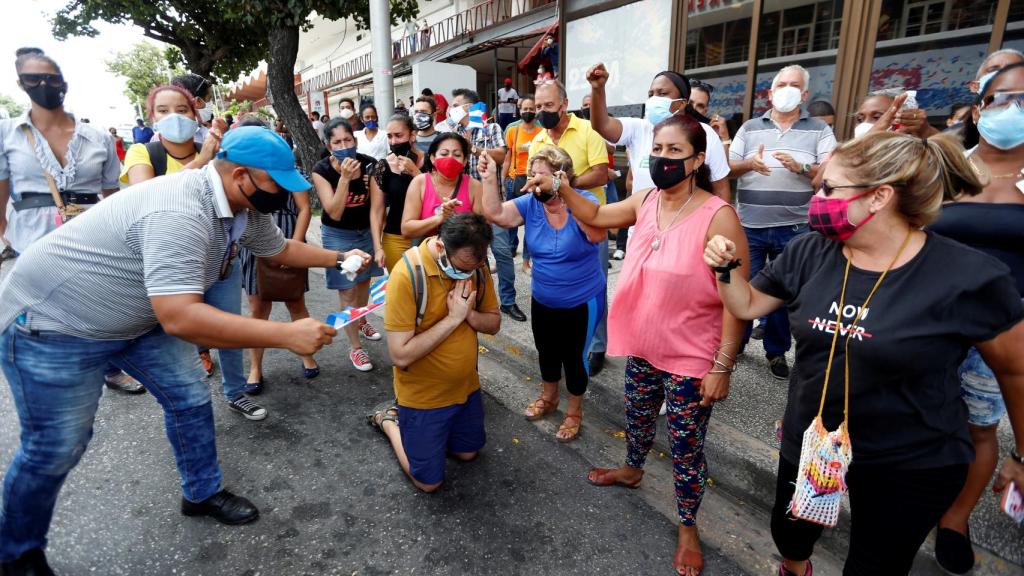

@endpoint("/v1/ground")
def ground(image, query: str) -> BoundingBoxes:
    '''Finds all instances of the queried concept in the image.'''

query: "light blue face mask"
[978,103,1024,150]
[977,70,997,95]
[437,247,474,280]
[155,113,199,144]
[644,96,683,126]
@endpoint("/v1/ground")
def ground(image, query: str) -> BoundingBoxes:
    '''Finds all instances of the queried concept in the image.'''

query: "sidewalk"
[311,219,1023,572]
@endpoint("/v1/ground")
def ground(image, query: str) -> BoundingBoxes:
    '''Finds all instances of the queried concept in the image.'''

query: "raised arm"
[477,150,523,228]
[703,234,784,321]
[313,157,361,221]
[520,172,640,230]
[586,63,624,143]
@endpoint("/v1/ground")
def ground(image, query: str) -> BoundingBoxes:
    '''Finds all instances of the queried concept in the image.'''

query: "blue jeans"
[0,322,222,561]
[605,178,619,204]
[498,113,516,131]
[743,224,807,357]
[202,257,246,401]
[506,175,529,260]
[491,222,517,307]
[590,239,609,353]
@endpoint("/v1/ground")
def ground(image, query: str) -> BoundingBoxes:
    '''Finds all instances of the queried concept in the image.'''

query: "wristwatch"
[335,251,346,270]
[800,163,812,176]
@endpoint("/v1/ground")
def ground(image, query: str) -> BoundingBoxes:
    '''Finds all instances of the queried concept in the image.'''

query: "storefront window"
[871,0,997,118]
[685,0,758,120]
[1004,0,1024,51]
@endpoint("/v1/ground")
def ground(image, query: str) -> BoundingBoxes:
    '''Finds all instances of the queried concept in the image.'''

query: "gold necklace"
[651,190,694,251]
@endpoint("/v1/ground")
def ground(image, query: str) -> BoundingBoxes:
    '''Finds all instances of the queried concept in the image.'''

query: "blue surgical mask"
[364,120,379,130]
[332,146,357,161]
[644,96,683,126]
[155,113,199,144]
[978,104,1024,150]
[437,246,474,280]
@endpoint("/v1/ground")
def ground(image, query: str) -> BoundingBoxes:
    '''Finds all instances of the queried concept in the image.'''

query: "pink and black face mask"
[807,187,877,242]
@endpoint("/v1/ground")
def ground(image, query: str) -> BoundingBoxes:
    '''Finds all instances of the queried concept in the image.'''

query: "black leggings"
[530,295,603,396]
[771,457,967,576]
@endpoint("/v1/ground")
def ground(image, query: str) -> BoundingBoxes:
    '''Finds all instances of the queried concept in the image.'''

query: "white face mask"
[198,104,214,123]
[853,122,874,138]
[339,108,354,120]
[154,113,199,144]
[448,105,468,125]
[771,86,803,113]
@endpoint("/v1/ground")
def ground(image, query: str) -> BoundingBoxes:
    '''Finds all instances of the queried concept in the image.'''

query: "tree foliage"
[0,95,26,118]
[105,41,185,109]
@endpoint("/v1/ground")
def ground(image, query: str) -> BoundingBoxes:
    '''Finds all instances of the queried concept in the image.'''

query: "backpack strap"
[402,248,428,328]
[474,268,487,308]
[145,140,168,177]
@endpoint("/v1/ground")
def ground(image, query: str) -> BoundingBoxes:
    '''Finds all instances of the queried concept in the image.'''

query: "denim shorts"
[959,347,1006,427]
[321,225,382,290]
[398,390,486,485]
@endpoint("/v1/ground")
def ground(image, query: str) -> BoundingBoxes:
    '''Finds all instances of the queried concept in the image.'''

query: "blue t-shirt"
[513,191,604,308]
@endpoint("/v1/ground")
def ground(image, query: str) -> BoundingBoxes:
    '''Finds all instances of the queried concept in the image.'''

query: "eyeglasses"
[979,91,1024,110]
[818,180,880,197]
[19,73,64,89]
[220,241,239,281]
[689,79,715,94]
[439,245,477,275]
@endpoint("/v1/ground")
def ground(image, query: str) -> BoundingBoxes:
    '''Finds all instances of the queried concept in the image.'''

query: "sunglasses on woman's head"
[19,73,64,88]
[689,79,715,94]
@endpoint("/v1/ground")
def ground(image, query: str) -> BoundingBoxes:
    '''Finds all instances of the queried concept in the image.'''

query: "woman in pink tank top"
[401,133,481,239]
[522,115,750,576]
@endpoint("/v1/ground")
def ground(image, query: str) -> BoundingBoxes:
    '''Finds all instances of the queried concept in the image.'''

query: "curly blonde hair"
[528,145,575,179]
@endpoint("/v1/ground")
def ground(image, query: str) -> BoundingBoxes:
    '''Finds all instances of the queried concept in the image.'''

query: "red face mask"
[807,189,876,242]
[434,156,464,179]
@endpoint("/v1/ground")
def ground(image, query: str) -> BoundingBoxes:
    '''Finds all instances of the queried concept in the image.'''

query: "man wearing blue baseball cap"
[0,126,370,573]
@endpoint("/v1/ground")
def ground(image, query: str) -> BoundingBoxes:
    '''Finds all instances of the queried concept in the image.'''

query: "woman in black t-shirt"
[705,132,1024,576]
[369,115,425,272]
[312,118,384,373]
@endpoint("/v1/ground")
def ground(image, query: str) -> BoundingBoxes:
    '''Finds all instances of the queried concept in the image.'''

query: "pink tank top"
[420,173,473,223]
[608,191,732,379]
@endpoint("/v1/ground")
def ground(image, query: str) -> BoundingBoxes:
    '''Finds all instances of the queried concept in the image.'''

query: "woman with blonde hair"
[704,131,1024,576]
[479,145,605,442]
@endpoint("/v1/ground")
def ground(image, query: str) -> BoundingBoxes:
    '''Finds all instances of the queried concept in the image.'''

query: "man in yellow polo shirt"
[370,213,501,492]
[528,80,612,375]
[528,80,609,204]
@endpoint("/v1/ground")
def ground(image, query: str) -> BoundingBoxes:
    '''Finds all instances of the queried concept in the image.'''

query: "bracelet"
[721,139,732,145]
[550,174,562,197]
[1012,448,1024,465]
[713,259,742,284]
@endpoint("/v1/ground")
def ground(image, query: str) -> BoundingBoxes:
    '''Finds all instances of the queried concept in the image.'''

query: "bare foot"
[674,524,703,576]
[586,465,643,488]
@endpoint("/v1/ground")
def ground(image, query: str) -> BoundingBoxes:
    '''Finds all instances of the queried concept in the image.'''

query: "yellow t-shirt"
[119,143,185,183]
[528,113,609,204]
[383,241,499,410]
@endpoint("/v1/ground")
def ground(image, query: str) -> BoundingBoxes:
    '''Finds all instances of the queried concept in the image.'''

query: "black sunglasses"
[819,180,886,197]
[689,79,715,94]
[19,73,64,89]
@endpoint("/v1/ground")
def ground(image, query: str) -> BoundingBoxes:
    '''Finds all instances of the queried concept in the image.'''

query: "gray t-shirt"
[0,166,286,340]
[729,111,836,228]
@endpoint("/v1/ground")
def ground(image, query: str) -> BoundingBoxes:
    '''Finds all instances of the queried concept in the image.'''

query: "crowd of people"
[0,40,1022,576]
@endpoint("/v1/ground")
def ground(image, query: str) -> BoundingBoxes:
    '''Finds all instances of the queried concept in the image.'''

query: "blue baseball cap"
[216,126,310,192]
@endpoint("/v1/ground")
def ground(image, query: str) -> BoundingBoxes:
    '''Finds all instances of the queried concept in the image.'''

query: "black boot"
[1,549,55,576]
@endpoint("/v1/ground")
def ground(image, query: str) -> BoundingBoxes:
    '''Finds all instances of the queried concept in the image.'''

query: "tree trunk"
[267,24,322,178]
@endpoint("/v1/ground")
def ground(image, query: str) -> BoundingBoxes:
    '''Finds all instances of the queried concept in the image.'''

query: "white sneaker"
[350,348,374,372]
[612,250,625,260]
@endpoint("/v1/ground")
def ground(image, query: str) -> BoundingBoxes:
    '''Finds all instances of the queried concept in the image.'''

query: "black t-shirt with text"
[312,153,377,230]
[752,232,1023,469]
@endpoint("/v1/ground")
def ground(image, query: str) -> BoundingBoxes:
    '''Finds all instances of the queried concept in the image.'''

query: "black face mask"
[534,190,555,203]
[538,109,562,129]
[244,172,289,214]
[412,111,433,130]
[685,104,711,125]
[648,154,696,190]
[24,83,66,110]
[578,108,591,120]
[390,141,412,157]
[520,111,536,124]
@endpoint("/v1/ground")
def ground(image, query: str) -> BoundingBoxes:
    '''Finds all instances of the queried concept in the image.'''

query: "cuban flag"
[326,274,388,328]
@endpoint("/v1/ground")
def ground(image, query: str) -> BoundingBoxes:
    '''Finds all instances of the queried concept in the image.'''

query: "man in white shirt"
[496,78,519,131]
[585,63,731,201]
[309,111,325,144]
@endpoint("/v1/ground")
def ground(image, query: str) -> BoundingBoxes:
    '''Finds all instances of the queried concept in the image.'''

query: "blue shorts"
[321,225,382,290]
[398,390,486,485]
[959,347,1006,427]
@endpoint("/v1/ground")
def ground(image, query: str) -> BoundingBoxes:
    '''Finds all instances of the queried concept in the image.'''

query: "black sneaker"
[751,324,765,340]
[935,527,974,575]
[181,489,259,525]
[227,396,267,421]
[768,356,790,381]
[1,548,55,576]
[588,352,606,376]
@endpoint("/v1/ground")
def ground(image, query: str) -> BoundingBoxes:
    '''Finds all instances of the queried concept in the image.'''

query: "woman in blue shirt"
[479,145,605,441]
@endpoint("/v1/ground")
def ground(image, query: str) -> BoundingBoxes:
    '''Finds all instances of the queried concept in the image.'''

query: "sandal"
[367,401,399,432]
[524,396,558,421]
[778,560,812,576]
[674,546,704,576]
[586,467,643,489]
[556,411,582,443]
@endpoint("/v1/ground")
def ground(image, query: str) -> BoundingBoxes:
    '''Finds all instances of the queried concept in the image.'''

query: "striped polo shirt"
[729,110,836,228]
[0,165,286,340]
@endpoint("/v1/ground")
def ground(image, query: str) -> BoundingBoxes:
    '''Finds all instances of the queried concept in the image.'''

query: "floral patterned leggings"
[623,356,712,526]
